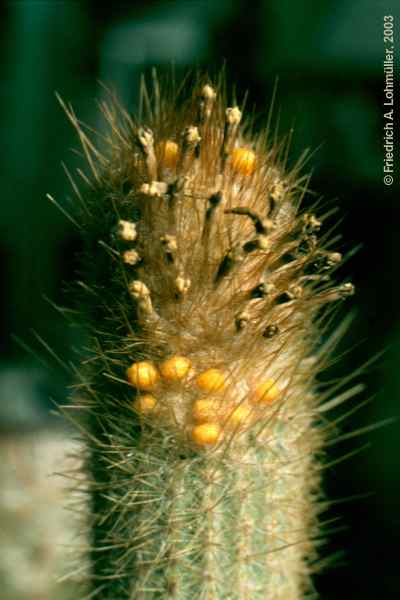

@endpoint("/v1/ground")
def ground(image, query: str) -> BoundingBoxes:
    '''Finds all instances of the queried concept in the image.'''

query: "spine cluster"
[62,74,355,599]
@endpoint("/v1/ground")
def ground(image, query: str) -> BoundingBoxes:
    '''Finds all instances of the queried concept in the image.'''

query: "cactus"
[60,73,358,599]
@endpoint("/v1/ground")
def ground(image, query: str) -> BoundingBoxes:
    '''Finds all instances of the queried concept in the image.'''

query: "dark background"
[0,1,399,598]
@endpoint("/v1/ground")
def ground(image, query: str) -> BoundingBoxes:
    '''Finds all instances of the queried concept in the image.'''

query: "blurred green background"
[0,0,398,598]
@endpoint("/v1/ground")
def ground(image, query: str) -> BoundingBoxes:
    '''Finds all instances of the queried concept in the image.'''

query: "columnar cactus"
[61,74,356,599]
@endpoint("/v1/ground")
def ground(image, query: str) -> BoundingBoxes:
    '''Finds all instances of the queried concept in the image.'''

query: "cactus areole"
[60,74,356,599]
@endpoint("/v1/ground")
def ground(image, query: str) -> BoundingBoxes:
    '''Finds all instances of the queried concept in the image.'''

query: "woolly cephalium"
[58,73,361,599]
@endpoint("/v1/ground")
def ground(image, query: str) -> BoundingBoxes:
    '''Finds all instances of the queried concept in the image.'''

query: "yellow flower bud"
[231,147,256,176]
[160,356,192,382]
[133,394,158,415]
[226,403,253,428]
[159,140,179,169]
[251,379,280,405]
[191,422,221,445]
[127,361,160,391]
[196,368,225,393]
[192,398,218,422]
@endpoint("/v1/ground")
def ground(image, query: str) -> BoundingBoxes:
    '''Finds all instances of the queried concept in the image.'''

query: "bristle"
[60,72,358,599]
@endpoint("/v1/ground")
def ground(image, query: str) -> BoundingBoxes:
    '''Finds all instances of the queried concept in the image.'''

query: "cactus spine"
[61,74,355,599]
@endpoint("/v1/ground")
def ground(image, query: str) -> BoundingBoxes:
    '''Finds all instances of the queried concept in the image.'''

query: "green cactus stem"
[60,74,356,599]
